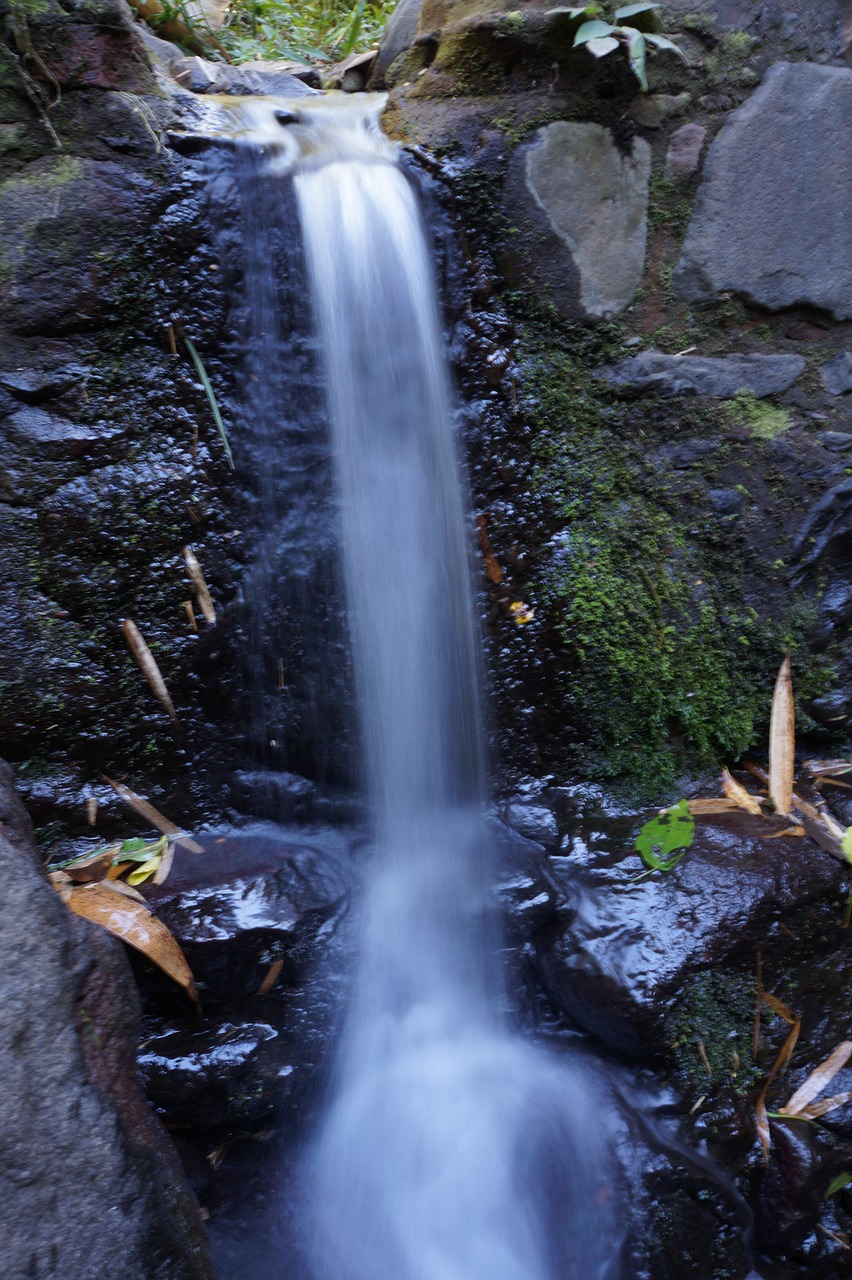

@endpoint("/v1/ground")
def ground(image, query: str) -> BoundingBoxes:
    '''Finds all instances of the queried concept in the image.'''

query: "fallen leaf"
[686,797,742,815]
[103,776,203,854]
[509,600,535,625]
[65,882,200,1012]
[721,768,762,815]
[768,654,794,816]
[635,799,694,871]
[764,825,805,839]
[257,958,284,995]
[182,546,216,624]
[778,1041,852,1118]
[122,617,179,725]
[802,759,852,780]
[762,992,798,1024]
[477,514,503,585]
[798,1091,852,1120]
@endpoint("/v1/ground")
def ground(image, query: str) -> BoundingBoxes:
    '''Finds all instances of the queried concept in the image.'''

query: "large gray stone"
[0,761,213,1279]
[674,62,852,319]
[598,350,806,398]
[522,123,651,321]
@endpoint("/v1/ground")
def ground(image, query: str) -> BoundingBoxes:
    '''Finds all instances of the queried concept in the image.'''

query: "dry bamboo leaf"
[103,777,203,854]
[799,1090,852,1119]
[67,882,200,1012]
[122,618,179,725]
[477,515,503,585]
[768,654,795,816]
[779,1041,852,1118]
[86,796,97,827]
[152,839,176,886]
[95,878,147,904]
[802,758,852,779]
[721,768,763,816]
[755,1084,771,1161]
[257,957,284,995]
[762,992,798,1025]
[764,826,805,839]
[686,797,742,815]
[182,547,216,624]
[755,1016,802,1159]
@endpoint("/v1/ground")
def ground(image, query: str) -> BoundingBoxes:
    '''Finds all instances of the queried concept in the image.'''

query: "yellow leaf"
[721,768,763,815]
[126,855,163,886]
[66,882,200,1012]
[768,654,795,816]
[509,600,535,625]
[842,828,852,865]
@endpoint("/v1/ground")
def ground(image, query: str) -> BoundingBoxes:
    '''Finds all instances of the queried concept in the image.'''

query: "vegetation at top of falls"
[216,0,397,63]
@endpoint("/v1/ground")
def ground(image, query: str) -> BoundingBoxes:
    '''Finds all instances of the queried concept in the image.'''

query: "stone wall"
[375,0,852,790]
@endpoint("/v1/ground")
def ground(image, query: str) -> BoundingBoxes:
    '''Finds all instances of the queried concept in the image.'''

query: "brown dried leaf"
[49,870,73,904]
[257,958,284,995]
[755,1016,802,1160]
[103,776,203,854]
[152,839,176,886]
[779,1041,852,1118]
[721,768,763,816]
[66,882,200,1012]
[802,758,852,780]
[182,546,216,624]
[122,618,179,725]
[768,654,795,816]
[686,798,742,815]
[477,515,503,584]
[762,992,798,1024]
[798,1091,852,1119]
[764,825,805,839]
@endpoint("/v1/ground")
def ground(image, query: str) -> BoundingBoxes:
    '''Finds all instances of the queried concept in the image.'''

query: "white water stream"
[203,93,617,1280]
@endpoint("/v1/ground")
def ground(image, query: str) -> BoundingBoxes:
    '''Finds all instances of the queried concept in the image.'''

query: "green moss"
[723,392,790,441]
[669,971,763,1097]
[508,319,825,792]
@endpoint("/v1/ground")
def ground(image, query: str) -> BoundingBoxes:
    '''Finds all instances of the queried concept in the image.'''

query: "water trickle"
[205,94,619,1280]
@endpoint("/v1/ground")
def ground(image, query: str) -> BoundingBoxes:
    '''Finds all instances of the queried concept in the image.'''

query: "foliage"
[218,0,398,64]
[634,798,694,870]
[567,2,687,91]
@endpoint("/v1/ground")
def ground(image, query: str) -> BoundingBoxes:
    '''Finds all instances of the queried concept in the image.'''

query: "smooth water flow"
[209,94,618,1280]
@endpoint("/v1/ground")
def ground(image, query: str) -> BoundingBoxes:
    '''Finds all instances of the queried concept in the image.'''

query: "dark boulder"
[0,760,214,1279]
[597,351,806,399]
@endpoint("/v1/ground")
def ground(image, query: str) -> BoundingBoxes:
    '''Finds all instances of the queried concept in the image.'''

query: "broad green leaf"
[573,18,616,45]
[614,2,660,19]
[586,35,620,56]
[645,32,688,60]
[634,798,695,871]
[841,826,852,864]
[622,26,648,90]
[827,1172,852,1197]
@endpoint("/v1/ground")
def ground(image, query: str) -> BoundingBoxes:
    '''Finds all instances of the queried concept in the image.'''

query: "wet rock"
[135,827,353,1132]
[822,351,852,396]
[665,123,707,183]
[505,123,651,321]
[0,760,213,1278]
[502,800,560,849]
[817,431,852,452]
[792,476,852,574]
[13,0,155,93]
[598,351,805,399]
[674,63,852,319]
[0,156,162,336]
[371,0,424,85]
[143,829,351,1005]
[708,487,746,518]
[533,813,841,1056]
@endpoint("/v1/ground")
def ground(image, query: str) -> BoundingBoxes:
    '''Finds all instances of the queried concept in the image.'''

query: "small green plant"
[569,2,687,91]
[219,0,397,64]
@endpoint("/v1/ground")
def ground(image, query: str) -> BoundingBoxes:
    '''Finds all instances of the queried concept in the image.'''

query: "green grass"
[218,0,398,64]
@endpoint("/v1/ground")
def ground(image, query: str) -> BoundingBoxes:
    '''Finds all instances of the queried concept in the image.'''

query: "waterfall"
[201,93,618,1280]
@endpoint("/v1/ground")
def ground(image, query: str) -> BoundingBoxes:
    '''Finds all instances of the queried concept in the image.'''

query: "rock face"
[598,351,806,398]
[0,761,213,1280]
[511,122,651,321]
[674,62,852,319]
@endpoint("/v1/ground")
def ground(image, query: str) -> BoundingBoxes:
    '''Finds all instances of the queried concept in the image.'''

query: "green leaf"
[622,25,648,90]
[635,798,695,871]
[586,35,620,56]
[614,2,660,19]
[841,826,852,864]
[826,1172,852,1197]
[645,32,688,60]
[573,18,616,45]
[185,338,235,472]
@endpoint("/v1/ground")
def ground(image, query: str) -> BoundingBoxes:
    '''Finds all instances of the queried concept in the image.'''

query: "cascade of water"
[200,93,619,1280]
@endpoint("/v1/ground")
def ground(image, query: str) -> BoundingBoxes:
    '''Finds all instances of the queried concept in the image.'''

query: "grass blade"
[185,337,235,472]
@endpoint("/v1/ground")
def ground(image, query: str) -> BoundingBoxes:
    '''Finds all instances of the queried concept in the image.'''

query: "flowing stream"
[201,94,619,1280]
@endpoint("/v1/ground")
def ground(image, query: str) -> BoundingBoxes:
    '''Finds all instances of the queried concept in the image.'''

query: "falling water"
[199,94,619,1280]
